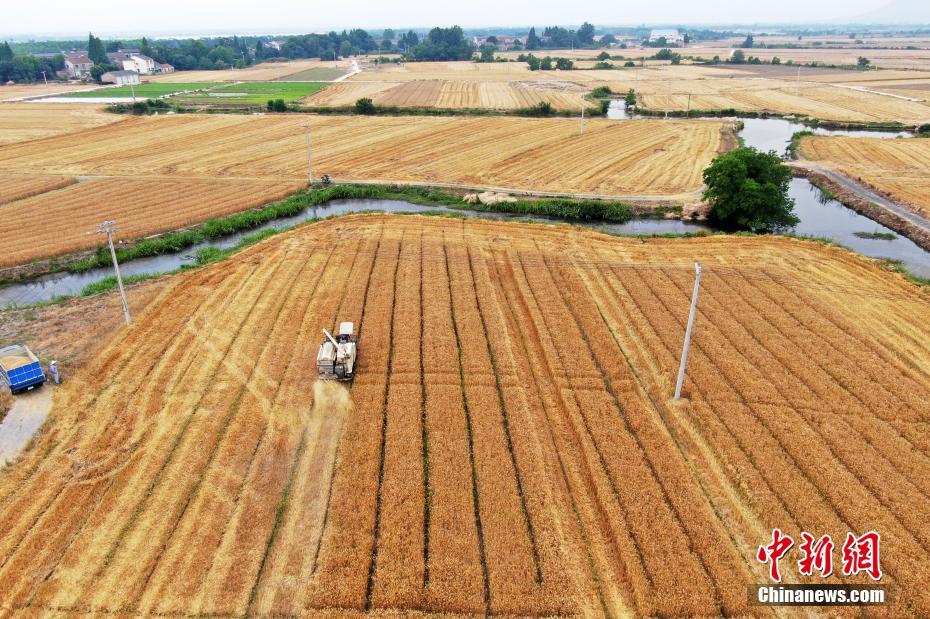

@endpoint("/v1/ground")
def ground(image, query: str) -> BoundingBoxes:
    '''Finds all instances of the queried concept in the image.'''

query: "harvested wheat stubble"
[0,215,928,616]
[800,134,930,218]
[0,103,125,145]
[0,176,304,268]
[0,113,723,200]
[0,175,75,205]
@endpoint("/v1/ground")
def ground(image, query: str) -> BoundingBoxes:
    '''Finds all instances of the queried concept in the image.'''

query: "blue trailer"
[0,345,46,394]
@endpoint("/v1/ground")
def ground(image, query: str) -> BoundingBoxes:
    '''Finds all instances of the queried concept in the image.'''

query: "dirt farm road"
[0,385,53,467]
[790,161,930,234]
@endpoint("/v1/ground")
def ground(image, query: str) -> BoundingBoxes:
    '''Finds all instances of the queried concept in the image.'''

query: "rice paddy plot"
[171,82,327,105]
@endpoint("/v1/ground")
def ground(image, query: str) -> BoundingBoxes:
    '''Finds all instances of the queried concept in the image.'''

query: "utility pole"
[580,104,585,136]
[97,221,132,325]
[674,262,701,400]
[41,71,48,86]
[686,93,692,116]
[303,125,313,186]
[129,79,136,103]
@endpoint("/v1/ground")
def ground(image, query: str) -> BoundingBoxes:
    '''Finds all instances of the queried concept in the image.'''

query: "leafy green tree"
[0,42,13,62]
[485,35,498,46]
[526,54,540,70]
[597,51,610,61]
[267,99,287,112]
[702,147,798,232]
[355,97,376,114]
[857,56,871,70]
[554,57,573,70]
[540,56,552,70]
[140,36,153,57]
[741,34,754,48]
[771,56,781,65]
[526,27,541,50]
[730,49,746,64]
[399,30,419,51]
[90,63,116,83]
[478,45,495,62]
[624,60,635,67]
[599,34,617,47]
[577,22,595,45]
[625,88,636,106]
[683,33,691,45]
[88,33,107,65]
[409,26,473,61]
[382,29,395,50]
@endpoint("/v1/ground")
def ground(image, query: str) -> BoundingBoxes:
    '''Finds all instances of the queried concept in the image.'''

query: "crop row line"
[442,231,492,615]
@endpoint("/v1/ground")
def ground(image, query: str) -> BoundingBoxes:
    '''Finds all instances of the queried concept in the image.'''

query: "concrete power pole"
[674,262,701,400]
[97,220,132,325]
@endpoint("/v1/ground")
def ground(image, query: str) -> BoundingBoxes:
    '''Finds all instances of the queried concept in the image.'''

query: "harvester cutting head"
[316,322,358,381]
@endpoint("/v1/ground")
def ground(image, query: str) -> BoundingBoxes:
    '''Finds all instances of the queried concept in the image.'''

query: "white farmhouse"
[100,70,141,85]
[649,29,684,44]
[107,51,156,75]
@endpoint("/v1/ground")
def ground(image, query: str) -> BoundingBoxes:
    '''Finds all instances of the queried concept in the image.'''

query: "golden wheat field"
[304,79,589,109]
[800,135,930,217]
[0,177,303,267]
[0,175,74,205]
[0,83,101,101]
[0,103,127,145]
[147,59,351,82]
[563,64,930,123]
[687,45,930,70]
[0,215,928,615]
[0,114,726,197]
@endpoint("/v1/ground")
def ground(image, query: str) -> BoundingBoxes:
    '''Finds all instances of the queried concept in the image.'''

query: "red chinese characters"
[842,531,883,581]
[757,528,794,582]
[758,530,882,582]
[798,532,834,577]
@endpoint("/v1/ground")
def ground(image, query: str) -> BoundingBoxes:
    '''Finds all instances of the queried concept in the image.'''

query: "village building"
[649,28,684,44]
[63,54,94,78]
[107,50,156,75]
[100,69,141,85]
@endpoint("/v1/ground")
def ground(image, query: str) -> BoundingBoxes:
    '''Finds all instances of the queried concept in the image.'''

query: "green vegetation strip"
[52,185,633,277]
[66,83,222,98]
[853,231,897,240]
[171,81,326,104]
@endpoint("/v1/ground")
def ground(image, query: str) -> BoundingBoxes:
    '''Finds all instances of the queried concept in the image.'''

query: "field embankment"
[0,215,927,615]
[799,134,930,220]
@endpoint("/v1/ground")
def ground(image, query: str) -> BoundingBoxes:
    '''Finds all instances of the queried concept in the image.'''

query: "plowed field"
[0,177,303,267]
[0,215,927,615]
[0,114,726,198]
[800,135,930,217]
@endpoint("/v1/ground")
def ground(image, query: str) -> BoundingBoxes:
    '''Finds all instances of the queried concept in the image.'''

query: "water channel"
[1,109,927,309]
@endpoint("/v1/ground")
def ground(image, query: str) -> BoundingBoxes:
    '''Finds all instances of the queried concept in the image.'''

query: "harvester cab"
[316,322,358,381]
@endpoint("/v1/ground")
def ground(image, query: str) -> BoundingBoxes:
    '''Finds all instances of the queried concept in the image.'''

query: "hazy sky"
[0,0,910,38]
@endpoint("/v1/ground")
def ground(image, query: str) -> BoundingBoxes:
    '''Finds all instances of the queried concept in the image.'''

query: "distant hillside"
[853,0,930,24]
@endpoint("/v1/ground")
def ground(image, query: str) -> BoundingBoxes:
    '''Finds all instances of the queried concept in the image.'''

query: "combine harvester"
[0,344,46,394]
[316,322,358,381]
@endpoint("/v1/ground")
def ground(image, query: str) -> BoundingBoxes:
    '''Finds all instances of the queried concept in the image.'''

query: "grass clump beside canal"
[61,184,632,274]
